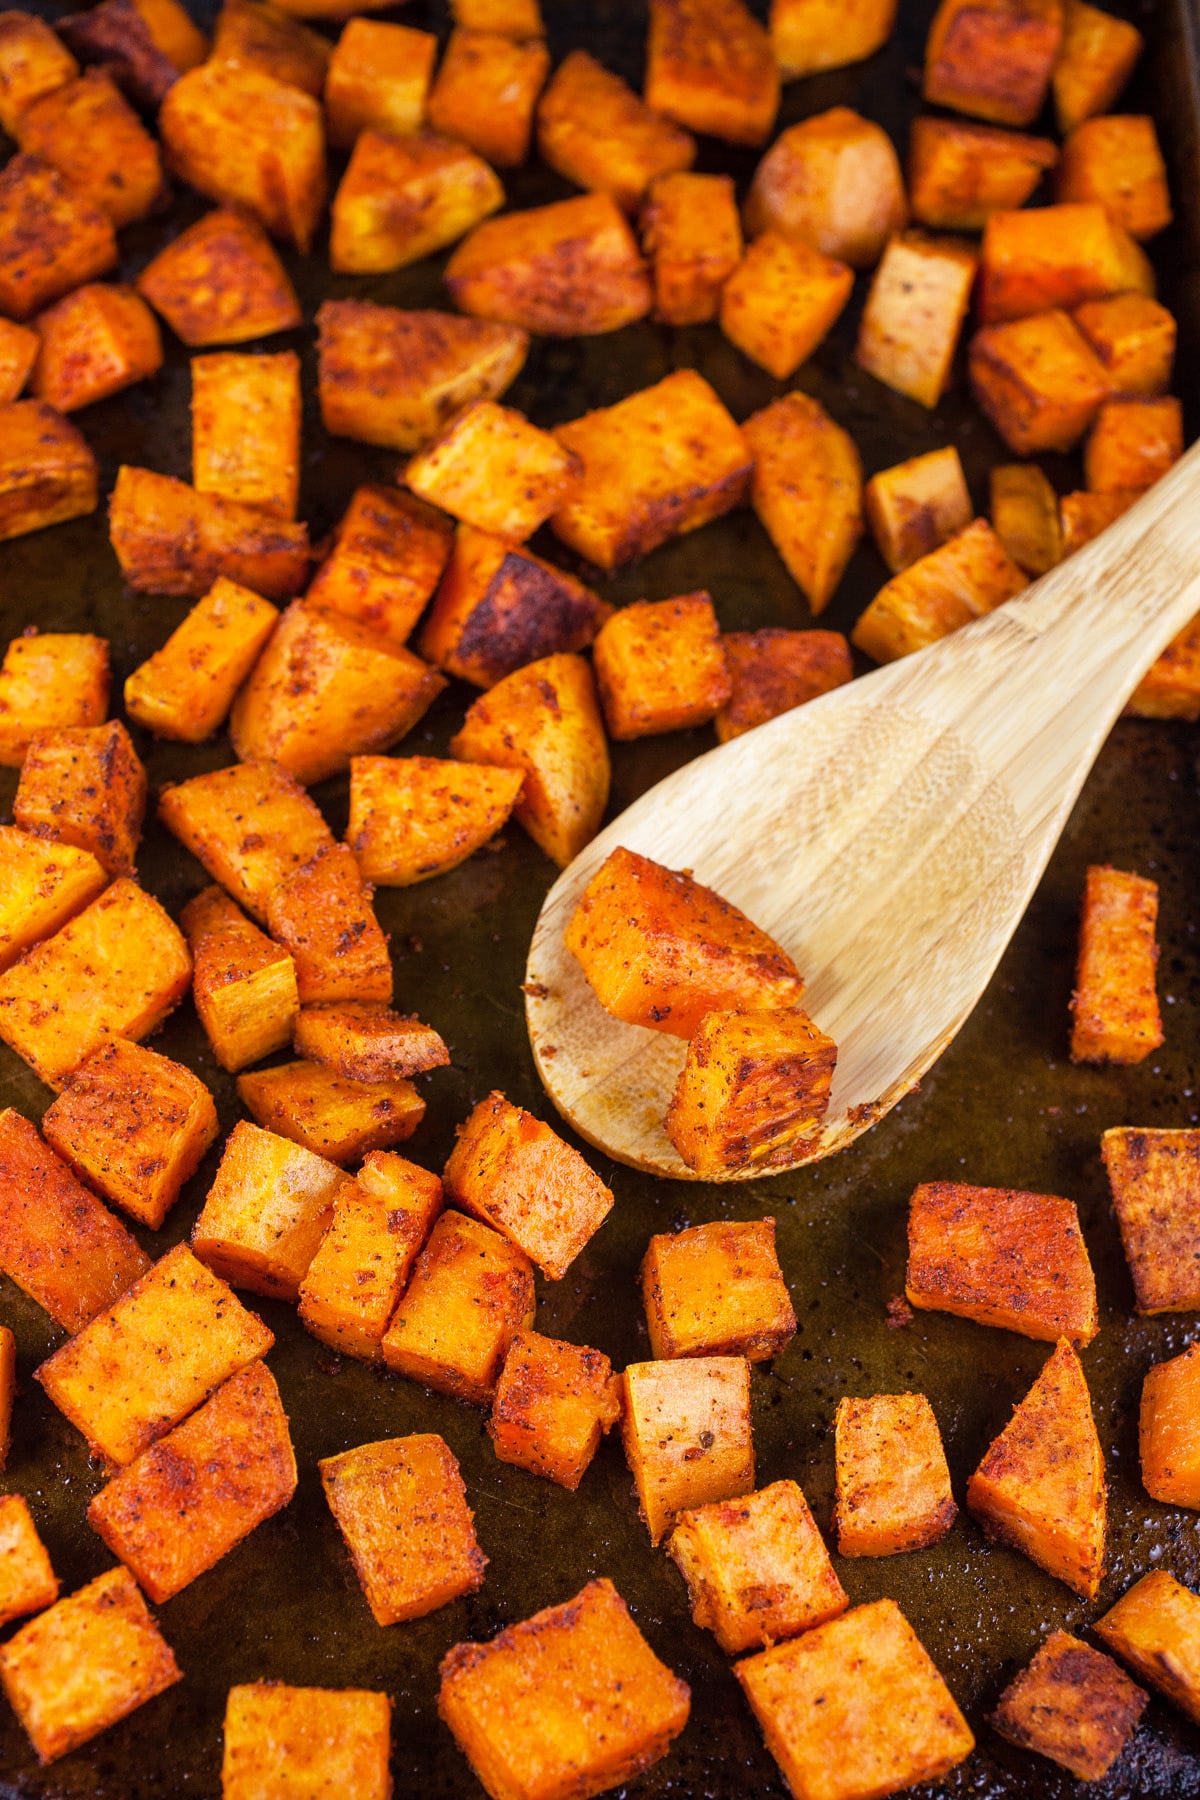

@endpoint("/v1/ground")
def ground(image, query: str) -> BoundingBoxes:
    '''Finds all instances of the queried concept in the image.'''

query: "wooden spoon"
[525,444,1200,1180]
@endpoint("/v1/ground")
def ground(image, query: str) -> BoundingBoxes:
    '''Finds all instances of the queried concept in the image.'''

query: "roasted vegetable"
[592,592,730,739]
[135,206,302,347]
[856,231,978,408]
[161,761,334,924]
[190,349,301,519]
[1139,1341,1200,1507]
[720,230,853,379]
[265,843,393,1006]
[124,577,278,743]
[406,403,583,544]
[642,1218,795,1360]
[0,629,108,767]
[323,18,436,148]
[666,1007,837,1176]
[923,0,1062,126]
[645,0,778,146]
[488,1330,621,1489]
[833,1392,957,1556]
[427,27,548,168]
[0,155,115,320]
[744,107,907,268]
[865,446,973,575]
[192,1118,342,1299]
[108,466,310,599]
[15,69,162,227]
[32,283,162,414]
[330,129,503,274]
[742,392,862,613]
[0,400,98,541]
[0,827,107,973]
[347,755,524,887]
[307,485,452,643]
[537,49,694,211]
[222,1685,392,1800]
[991,1630,1147,1782]
[1101,1125,1200,1313]
[1057,114,1171,240]
[622,1357,754,1542]
[907,117,1057,230]
[640,170,742,325]
[969,310,1111,455]
[14,719,146,876]
[1070,864,1162,1063]
[237,1060,426,1163]
[716,628,852,742]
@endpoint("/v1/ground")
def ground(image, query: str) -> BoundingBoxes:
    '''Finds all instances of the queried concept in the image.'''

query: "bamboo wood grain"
[526,442,1200,1179]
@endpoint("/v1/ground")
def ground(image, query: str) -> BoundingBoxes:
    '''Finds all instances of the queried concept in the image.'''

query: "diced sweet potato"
[320,1433,486,1624]
[668,1479,846,1655]
[348,755,523,886]
[0,317,37,404]
[31,283,161,415]
[716,629,852,743]
[0,154,116,320]
[238,1060,426,1164]
[1140,1341,1200,1508]
[298,1152,441,1358]
[307,486,452,645]
[15,69,161,227]
[744,107,907,269]
[990,462,1062,575]
[737,1599,973,1799]
[866,447,972,575]
[770,0,896,77]
[323,18,436,149]
[87,1361,296,1602]
[1054,0,1142,133]
[0,1107,148,1334]
[908,117,1057,230]
[645,0,778,146]
[0,630,107,766]
[0,828,107,974]
[622,1356,753,1543]
[294,1004,448,1083]
[0,1495,58,1629]
[1084,396,1182,494]
[193,1119,342,1300]
[924,0,1062,126]
[992,1629,1146,1780]
[979,202,1152,325]
[1102,1126,1200,1313]
[42,1037,217,1230]
[444,1090,613,1281]
[642,1218,795,1361]
[0,1566,180,1765]
[407,405,582,546]
[1128,617,1200,721]
[1073,292,1175,397]
[0,399,98,541]
[592,593,730,740]
[331,128,503,274]
[14,720,146,876]
[36,1241,273,1465]
[0,13,76,134]
[428,27,548,168]
[1095,1572,1200,1724]
[0,1325,12,1470]
[666,1006,837,1176]
[743,393,862,614]
[967,1338,1106,1597]
[136,206,302,347]
[853,517,1026,662]
[721,231,853,380]
[59,0,205,105]
[317,300,528,453]
[439,1579,689,1798]
[489,1330,620,1489]
[450,652,609,868]
[445,193,652,337]
[381,1208,535,1404]
[833,1392,957,1556]
[1058,115,1171,241]
[640,169,742,326]
[1060,486,1139,554]
[229,601,445,786]
[905,1180,1098,1343]
[0,878,191,1091]
[222,1685,393,1800]
[210,0,329,97]
[452,0,542,31]
[856,231,978,408]
[537,49,694,212]
[266,843,392,1007]
[1070,864,1162,1063]
[191,350,300,520]
[161,763,334,926]
[109,466,310,600]
[124,578,277,744]
[970,310,1112,455]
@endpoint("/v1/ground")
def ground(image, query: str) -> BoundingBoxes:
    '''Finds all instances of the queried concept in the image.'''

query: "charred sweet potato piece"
[348,754,523,886]
[0,155,115,320]
[193,1118,342,1300]
[0,827,107,973]
[160,762,335,924]
[537,49,694,211]
[623,1357,754,1543]
[136,206,302,347]
[331,129,502,274]
[307,486,452,644]
[317,300,528,453]
[717,630,851,742]
[428,27,548,167]
[489,1330,620,1489]
[989,462,1062,574]
[1095,1573,1200,1724]
[0,317,37,404]
[1140,1341,1200,1507]
[452,0,542,30]
[57,0,193,106]
[720,231,853,379]
[14,720,146,876]
[1073,292,1175,397]
[979,201,1152,325]
[0,13,76,134]
[1058,114,1171,241]
[1128,617,1200,721]
[320,1433,486,1624]
[381,1208,536,1404]
[445,193,653,337]
[298,1151,441,1358]
[450,652,610,867]
[294,1004,448,1083]
[1084,396,1182,493]
[238,1060,426,1164]
[1054,0,1142,133]
[0,1495,58,1628]
[640,170,741,326]
[743,393,862,614]
[210,0,328,96]
[1060,486,1139,553]
[967,1338,1106,1597]
[15,69,161,227]
[109,466,309,600]
[323,18,436,148]
[222,1685,393,1800]
[266,843,392,1007]
[87,1361,296,1602]
[770,0,896,78]
[645,0,777,146]
[0,629,107,766]
[907,117,1057,230]
[923,0,1062,126]
[866,447,972,575]
[124,578,278,743]
[1102,1126,1200,1312]
[592,592,730,739]
[642,1217,795,1360]
[32,284,161,415]
[856,231,978,408]
[833,1392,957,1557]
[438,1579,690,1799]
[191,350,300,519]
[992,1629,1147,1781]
[744,107,907,268]
[969,311,1112,455]
[183,888,299,1073]
[407,405,582,545]
[1071,864,1162,1063]
[0,399,98,541]
[666,1006,836,1176]
[854,521,1027,662]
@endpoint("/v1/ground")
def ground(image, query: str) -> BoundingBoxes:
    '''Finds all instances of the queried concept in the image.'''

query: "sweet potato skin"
[348,755,523,887]
[992,1630,1147,1782]
[1070,864,1162,1063]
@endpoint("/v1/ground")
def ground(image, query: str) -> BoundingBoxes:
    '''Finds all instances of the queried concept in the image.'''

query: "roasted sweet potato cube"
[298,1151,441,1358]
[744,108,907,269]
[0,878,191,1090]
[450,652,609,868]
[428,28,548,168]
[193,1119,342,1300]
[1071,864,1162,1063]
[0,400,98,541]
[307,486,451,645]
[967,1338,1106,1597]
[266,844,392,1007]
[294,1004,448,1083]
[124,578,277,744]
[133,0,211,69]
[537,49,694,212]
[0,827,107,974]
[229,602,445,786]
[1102,1126,1200,1312]
[1128,616,1200,721]
[211,0,329,97]
[1054,0,1142,132]
[908,117,1057,230]
[14,720,146,876]
[160,61,325,251]
[716,630,851,743]
[736,1599,975,1799]
[743,393,862,614]
[331,128,502,274]
[0,1107,148,1334]
[622,1357,754,1542]
[324,18,436,148]
[1073,293,1175,397]
[42,1038,216,1230]
[990,462,1062,574]
[923,0,1062,125]
[348,755,523,886]
[445,193,652,337]
[592,593,730,739]
[642,1218,796,1361]
[992,1629,1147,1781]
[906,1180,1098,1342]
[1060,486,1139,553]
[444,1090,613,1281]
[318,300,528,453]
[856,232,978,408]
[866,447,972,575]
[666,1006,836,1177]
[222,1684,393,1800]
[88,1361,296,1602]
[109,466,310,600]
[136,207,302,347]
[551,370,751,570]
[191,351,300,520]
[0,13,76,134]
[979,202,1152,325]
[770,0,896,77]
[721,231,853,380]
[321,1434,485,1625]
[0,1566,180,1765]
[640,170,741,326]
[162,764,334,925]
[1058,115,1170,242]
[238,1060,426,1164]
[1140,1341,1200,1508]
[452,0,542,31]
[438,1578,690,1798]
[408,406,582,545]
[58,0,204,105]
[489,1330,620,1489]
[0,630,107,767]
[1085,396,1182,494]
[668,1479,846,1654]
[0,154,116,320]
[381,1209,535,1404]
[646,0,777,146]
[0,1325,12,1469]
[567,848,804,1038]
[969,311,1111,455]
[853,517,1026,663]
[31,284,161,415]
[833,1392,956,1557]
[0,317,37,404]
[15,69,161,228]
[1096,1572,1200,1723]
[0,1495,57,1629]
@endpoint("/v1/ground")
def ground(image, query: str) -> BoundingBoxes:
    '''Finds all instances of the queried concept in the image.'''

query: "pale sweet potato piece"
[488,1330,620,1490]
[1095,1572,1200,1724]
[1073,292,1175,397]
[592,592,730,739]
[642,1218,795,1361]
[856,231,978,408]
[109,466,309,600]
[645,0,777,146]
[0,399,98,540]
[924,0,1062,125]
[0,827,107,975]
[445,193,652,337]
[31,283,162,414]
[15,69,162,228]
[323,18,436,148]
[990,462,1062,575]
[853,518,1026,663]
[1084,396,1182,494]
[716,629,852,742]
[331,128,503,274]
[14,720,146,876]
[721,231,853,380]
[908,117,1057,230]
[744,107,907,268]
[666,1007,836,1176]
[193,1119,342,1300]
[992,1629,1147,1781]
[1054,0,1142,133]
[770,0,896,77]
[1058,114,1170,241]
[0,1495,57,1629]
[1139,1341,1200,1507]
[0,13,76,134]
[1101,1126,1200,1313]
[970,310,1111,455]
[210,0,328,96]
[307,486,452,644]
[865,446,973,574]
[640,169,741,325]
[538,50,694,212]
[136,206,302,347]
[266,843,392,1007]
[160,762,334,926]
[428,27,548,168]
[833,1392,957,1556]
[191,350,300,520]
[743,393,862,615]
[407,403,582,544]
[0,630,107,767]
[622,1356,754,1543]
[238,1061,426,1164]
[0,317,38,403]
[298,1152,442,1358]
[1070,864,1161,1063]
[222,1685,392,1800]
[348,755,523,886]
[294,1004,448,1083]
[124,578,277,743]
[0,155,116,320]
[979,201,1152,325]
